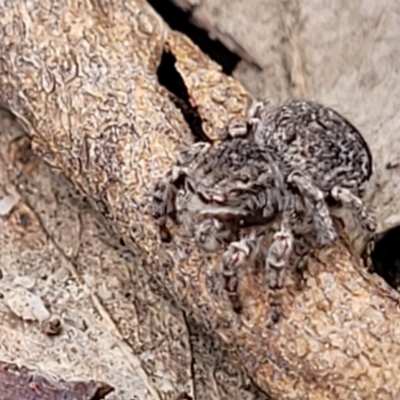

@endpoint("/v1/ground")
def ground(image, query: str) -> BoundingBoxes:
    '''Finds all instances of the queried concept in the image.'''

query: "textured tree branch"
[1,0,400,399]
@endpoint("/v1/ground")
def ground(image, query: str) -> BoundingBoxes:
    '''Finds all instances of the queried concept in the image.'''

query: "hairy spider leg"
[287,170,338,246]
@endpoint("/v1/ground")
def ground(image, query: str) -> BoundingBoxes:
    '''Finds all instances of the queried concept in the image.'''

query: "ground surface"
[1,0,399,399]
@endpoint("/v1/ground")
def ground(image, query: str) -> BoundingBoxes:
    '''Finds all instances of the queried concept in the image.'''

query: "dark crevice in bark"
[157,50,210,142]
[371,225,400,291]
[148,0,241,75]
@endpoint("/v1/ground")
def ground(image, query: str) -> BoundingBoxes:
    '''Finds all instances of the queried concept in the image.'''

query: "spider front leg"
[265,201,295,289]
[151,166,195,231]
[226,119,249,139]
[221,230,261,311]
[331,186,377,233]
[264,220,294,324]
[195,218,232,252]
[222,231,261,277]
[266,227,294,289]
[287,170,338,246]
[152,179,177,229]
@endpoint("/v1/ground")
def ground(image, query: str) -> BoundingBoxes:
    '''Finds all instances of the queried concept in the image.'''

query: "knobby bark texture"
[0,107,271,400]
[1,0,400,399]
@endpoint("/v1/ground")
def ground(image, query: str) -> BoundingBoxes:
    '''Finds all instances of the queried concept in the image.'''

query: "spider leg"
[152,166,196,229]
[265,209,294,289]
[226,118,248,138]
[151,179,177,228]
[222,230,261,276]
[246,99,265,126]
[177,142,211,164]
[361,235,376,271]
[170,165,191,183]
[266,229,294,289]
[331,185,377,270]
[287,170,338,246]
[331,186,377,233]
[221,230,261,308]
[195,218,231,252]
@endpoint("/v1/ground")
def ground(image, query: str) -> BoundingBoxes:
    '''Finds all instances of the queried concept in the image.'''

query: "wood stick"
[1,0,400,398]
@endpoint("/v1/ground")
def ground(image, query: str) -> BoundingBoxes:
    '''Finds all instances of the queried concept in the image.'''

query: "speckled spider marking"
[151,137,297,293]
[228,98,376,248]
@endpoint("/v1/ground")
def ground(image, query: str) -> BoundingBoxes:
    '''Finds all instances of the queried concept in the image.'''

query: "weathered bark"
[0,108,271,400]
[1,1,400,399]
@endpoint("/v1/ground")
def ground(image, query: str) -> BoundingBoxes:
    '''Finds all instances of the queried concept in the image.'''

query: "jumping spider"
[228,99,376,248]
[151,98,376,313]
[151,136,297,294]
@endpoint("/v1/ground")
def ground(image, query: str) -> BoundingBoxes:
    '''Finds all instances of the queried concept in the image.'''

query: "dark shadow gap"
[371,225,400,291]
[157,50,210,142]
[148,0,241,75]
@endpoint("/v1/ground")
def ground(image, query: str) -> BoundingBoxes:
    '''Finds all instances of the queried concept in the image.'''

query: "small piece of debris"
[5,286,51,322]
[0,190,20,216]
[386,160,399,169]
[41,316,63,336]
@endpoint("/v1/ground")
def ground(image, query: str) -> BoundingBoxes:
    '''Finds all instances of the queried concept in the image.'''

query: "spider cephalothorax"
[151,137,297,292]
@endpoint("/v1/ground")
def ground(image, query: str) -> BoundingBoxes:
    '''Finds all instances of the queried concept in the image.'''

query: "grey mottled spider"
[229,99,376,247]
[151,98,376,312]
[151,137,296,292]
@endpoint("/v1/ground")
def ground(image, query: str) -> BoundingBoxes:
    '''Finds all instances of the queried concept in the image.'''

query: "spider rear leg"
[331,185,377,269]
[226,119,248,138]
[287,170,338,246]
[246,99,266,125]
[152,180,177,229]
[225,99,268,139]
[331,186,377,233]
